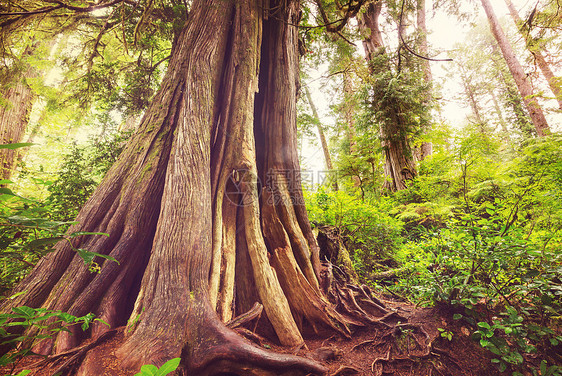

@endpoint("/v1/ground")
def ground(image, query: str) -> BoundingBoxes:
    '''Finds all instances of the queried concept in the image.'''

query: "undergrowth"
[305,134,562,375]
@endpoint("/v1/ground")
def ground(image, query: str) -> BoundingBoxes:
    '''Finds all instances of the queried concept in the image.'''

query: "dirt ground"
[1,294,501,376]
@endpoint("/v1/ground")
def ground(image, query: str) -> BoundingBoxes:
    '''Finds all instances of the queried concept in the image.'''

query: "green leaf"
[6,291,27,300]
[25,237,64,250]
[499,361,506,372]
[477,322,491,329]
[155,358,180,376]
[135,364,158,376]
[0,143,35,150]
[11,306,36,318]
[453,314,462,320]
[0,188,16,196]
[14,370,31,376]
[94,318,110,327]
[76,249,119,266]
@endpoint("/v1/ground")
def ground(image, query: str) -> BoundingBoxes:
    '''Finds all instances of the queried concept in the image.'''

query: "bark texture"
[1,0,358,374]
[480,0,550,137]
[358,1,417,192]
[0,76,35,180]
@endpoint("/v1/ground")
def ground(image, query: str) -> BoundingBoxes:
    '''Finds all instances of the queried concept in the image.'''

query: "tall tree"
[0,0,387,374]
[416,0,433,160]
[0,45,37,180]
[504,0,562,109]
[358,1,418,191]
[303,85,338,190]
[480,0,550,137]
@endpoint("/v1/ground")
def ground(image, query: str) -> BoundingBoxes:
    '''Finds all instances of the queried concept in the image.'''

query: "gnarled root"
[186,311,327,376]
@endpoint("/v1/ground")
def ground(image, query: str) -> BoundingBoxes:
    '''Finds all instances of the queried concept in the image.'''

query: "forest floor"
[1,293,501,376]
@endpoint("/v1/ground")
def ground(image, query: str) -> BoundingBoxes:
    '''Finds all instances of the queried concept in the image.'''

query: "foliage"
[0,297,109,375]
[0,192,117,290]
[387,134,562,375]
[0,132,128,292]
[134,358,181,376]
[45,130,131,221]
[305,189,403,276]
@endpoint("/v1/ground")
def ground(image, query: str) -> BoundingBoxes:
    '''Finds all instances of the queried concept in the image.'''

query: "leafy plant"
[304,189,403,276]
[0,299,109,374]
[437,328,453,341]
[134,358,181,376]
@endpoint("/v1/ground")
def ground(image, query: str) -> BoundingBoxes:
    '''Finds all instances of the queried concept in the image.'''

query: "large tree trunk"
[1,0,363,374]
[504,0,562,110]
[0,75,35,181]
[480,0,550,137]
[358,1,417,192]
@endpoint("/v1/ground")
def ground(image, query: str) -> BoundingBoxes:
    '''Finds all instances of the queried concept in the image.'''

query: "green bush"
[305,189,403,276]
[388,134,562,375]
[46,130,131,221]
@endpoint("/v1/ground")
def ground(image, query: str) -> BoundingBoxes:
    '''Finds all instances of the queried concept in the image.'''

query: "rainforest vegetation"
[0,0,560,375]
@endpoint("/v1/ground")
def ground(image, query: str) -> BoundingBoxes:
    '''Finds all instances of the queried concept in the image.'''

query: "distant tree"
[358,1,424,191]
[504,0,562,109]
[480,0,550,137]
[415,0,433,160]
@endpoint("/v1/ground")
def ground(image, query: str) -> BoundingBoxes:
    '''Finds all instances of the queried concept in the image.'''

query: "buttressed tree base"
[0,0,385,374]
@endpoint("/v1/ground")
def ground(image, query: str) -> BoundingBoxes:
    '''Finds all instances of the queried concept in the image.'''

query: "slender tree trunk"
[343,72,362,187]
[480,0,550,136]
[416,0,432,159]
[489,45,536,137]
[504,0,562,109]
[459,67,485,126]
[1,0,379,374]
[489,88,510,140]
[358,1,417,192]
[303,86,337,190]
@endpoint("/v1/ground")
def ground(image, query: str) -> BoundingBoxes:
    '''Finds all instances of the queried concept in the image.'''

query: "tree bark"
[480,0,550,137]
[416,0,432,160]
[504,0,562,110]
[0,74,35,181]
[1,0,357,374]
[358,1,417,192]
[342,72,361,188]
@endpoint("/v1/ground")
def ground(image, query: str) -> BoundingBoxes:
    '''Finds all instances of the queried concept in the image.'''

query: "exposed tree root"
[330,365,361,376]
[364,323,466,376]
[185,314,328,376]
[318,261,469,376]
[226,302,263,329]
